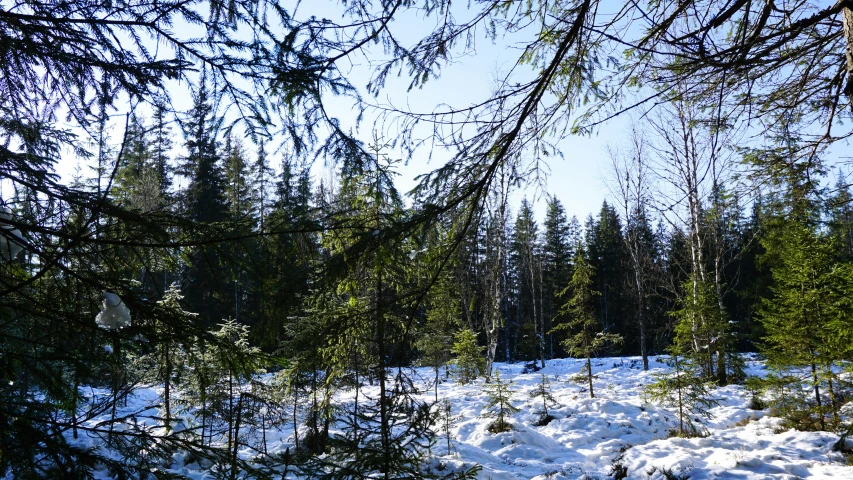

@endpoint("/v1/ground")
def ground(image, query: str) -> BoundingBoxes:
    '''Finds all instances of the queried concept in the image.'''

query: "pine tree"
[510,199,544,365]
[451,329,486,385]
[543,197,572,358]
[551,247,621,398]
[644,348,718,437]
[586,202,628,341]
[482,370,520,434]
[529,374,559,425]
[179,83,231,328]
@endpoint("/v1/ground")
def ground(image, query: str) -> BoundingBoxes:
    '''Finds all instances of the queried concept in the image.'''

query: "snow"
[48,355,853,479]
[95,291,131,330]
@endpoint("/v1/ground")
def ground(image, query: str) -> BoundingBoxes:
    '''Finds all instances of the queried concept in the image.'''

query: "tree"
[510,199,544,366]
[829,172,853,261]
[650,98,735,384]
[586,202,628,340]
[551,247,622,398]
[609,128,658,369]
[451,329,486,385]
[644,350,718,438]
[418,256,461,401]
[529,374,559,426]
[542,197,573,358]
[671,275,731,381]
[136,284,193,433]
[481,370,520,434]
[179,83,232,328]
[113,113,162,212]
[436,398,462,455]
[746,125,853,431]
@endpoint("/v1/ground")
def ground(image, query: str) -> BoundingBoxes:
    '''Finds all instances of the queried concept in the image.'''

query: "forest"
[2,0,853,478]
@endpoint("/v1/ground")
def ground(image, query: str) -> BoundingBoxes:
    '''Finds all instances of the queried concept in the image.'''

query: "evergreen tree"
[829,172,853,261]
[179,83,231,328]
[529,374,559,425]
[551,247,622,398]
[644,349,718,437]
[299,141,443,479]
[758,208,845,430]
[543,197,572,359]
[748,130,853,431]
[150,102,174,201]
[510,199,544,365]
[436,398,462,455]
[253,157,316,348]
[181,83,226,224]
[451,329,486,385]
[223,136,255,221]
[136,284,193,433]
[253,139,274,231]
[418,254,460,401]
[586,202,628,341]
[114,113,158,211]
[481,370,519,434]
[671,275,731,382]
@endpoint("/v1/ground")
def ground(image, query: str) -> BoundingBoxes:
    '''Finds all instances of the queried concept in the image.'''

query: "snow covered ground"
[65,355,853,479]
[427,356,853,479]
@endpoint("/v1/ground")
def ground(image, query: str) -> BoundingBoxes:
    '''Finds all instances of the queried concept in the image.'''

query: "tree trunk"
[843,6,853,114]
[587,353,594,399]
[164,345,172,432]
[376,267,390,478]
[811,361,825,430]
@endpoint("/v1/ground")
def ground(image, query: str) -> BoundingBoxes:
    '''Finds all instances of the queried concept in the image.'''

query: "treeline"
[88,85,853,422]
[5,79,853,477]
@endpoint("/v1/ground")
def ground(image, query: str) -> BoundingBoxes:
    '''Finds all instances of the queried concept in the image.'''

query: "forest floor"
[71,355,853,479]
[421,355,853,479]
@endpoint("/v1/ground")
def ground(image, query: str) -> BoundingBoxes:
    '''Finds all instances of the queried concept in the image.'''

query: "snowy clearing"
[65,355,853,479]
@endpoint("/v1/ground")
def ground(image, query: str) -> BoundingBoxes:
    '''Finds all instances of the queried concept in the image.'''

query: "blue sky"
[301,0,623,222]
[47,0,851,227]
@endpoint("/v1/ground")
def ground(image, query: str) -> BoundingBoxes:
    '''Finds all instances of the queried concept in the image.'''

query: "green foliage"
[529,374,559,425]
[436,398,462,455]
[752,145,853,431]
[551,248,622,398]
[644,353,718,438]
[671,275,730,381]
[451,329,486,384]
[482,371,520,434]
[418,260,461,399]
[744,376,767,411]
[133,284,193,432]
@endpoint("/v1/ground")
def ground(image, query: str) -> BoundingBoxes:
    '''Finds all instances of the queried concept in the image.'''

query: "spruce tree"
[510,199,544,365]
[482,370,520,434]
[644,348,718,437]
[586,202,628,342]
[748,137,853,431]
[179,83,231,328]
[543,197,572,358]
[436,398,461,455]
[551,247,622,398]
[529,374,559,425]
[418,263,459,401]
[451,329,486,385]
